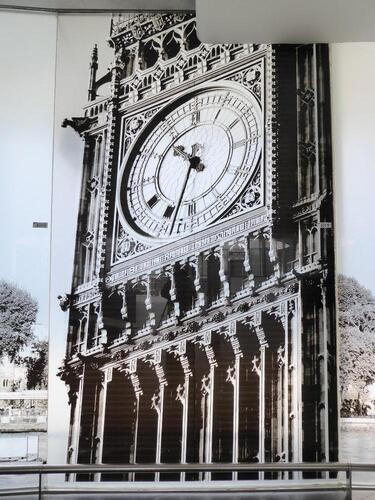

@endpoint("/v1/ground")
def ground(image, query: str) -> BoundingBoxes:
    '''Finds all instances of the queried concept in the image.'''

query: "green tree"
[0,280,38,360]
[23,339,48,390]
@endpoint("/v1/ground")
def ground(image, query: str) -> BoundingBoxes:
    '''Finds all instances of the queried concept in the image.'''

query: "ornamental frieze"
[107,212,268,285]
[110,13,194,46]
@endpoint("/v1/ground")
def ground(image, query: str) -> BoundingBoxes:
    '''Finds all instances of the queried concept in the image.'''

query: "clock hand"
[189,142,205,172]
[190,143,202,158]
[169,161,194,236]
[172,145,189,162]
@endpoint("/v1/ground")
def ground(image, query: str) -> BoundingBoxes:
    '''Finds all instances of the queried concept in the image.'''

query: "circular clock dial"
[120,85,262,242]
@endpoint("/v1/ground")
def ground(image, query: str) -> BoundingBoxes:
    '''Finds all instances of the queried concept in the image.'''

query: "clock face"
[119,85,262,243]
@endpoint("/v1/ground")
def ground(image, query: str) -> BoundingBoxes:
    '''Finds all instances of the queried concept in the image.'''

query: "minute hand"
[169,163,193,236]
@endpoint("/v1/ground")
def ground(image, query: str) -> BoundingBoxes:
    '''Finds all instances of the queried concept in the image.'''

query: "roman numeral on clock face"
[213,109,221,123]
[163,205,175,219]
[188,201,196,216]
[233,138,247,149]
[229,118,240,129]
[147,195,159,208]
[228,166,249,175]
[191,111,200,125]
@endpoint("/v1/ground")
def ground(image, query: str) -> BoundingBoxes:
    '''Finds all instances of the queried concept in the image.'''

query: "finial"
[91,44,98,66]
[88,44,98,101]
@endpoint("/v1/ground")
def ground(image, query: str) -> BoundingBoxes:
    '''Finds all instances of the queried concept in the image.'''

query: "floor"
[0,492,369,500]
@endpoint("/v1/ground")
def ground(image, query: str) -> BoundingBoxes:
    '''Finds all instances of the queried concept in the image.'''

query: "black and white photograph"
[3,4,375,499]
[49,12,338,484]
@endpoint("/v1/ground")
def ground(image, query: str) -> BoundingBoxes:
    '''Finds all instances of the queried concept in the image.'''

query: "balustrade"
[69,229,301,355]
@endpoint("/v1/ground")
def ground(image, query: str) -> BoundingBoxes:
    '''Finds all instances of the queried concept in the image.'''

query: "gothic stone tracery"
[59,13,338,482]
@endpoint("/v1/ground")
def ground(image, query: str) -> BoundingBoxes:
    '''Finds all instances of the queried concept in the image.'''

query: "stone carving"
[61,117,91,136]
[151,391,162,415]
[226,365,236,386]
[58,294,71,312]
[176,383,186,404]
[115,225,150,261]
[225,167,263,218]
[228,61,263,101]
[201,374,211,396]
[277,346,286,367]
[251,355,261,377]
[58,361,82,405]
[110,13,193,45]
[297,87,315,106]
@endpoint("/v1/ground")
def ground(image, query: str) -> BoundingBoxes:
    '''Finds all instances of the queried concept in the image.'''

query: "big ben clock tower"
[59,12,338,480]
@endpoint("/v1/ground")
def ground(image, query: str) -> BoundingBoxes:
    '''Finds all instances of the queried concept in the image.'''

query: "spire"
[88,44,98,102]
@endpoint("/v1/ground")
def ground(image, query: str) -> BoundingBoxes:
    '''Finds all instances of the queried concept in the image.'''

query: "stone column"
[87,135,101,230]
[193,253,206,309]
[282,302,290,472]
[225,321,243,480]
[319,274,330,470]
[145,273,156,330]
[125,358,142,463]
[147,349,167,481]
[169,265,181,322]
[239,235,255,292]
[201,332,217,480]
[77,305,89,355]
[252,326,267,480]
[93,367,110,481]
[289,298,302,468]
[219,243,230,302]
[65,366,84,481]
[172,340,192,481]
[90,135,104,282]
[116,282,132,339]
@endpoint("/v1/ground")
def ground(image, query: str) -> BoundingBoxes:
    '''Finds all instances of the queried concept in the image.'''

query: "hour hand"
[173,145,189,162]
[191,143,203,157]
[189,143,205,172]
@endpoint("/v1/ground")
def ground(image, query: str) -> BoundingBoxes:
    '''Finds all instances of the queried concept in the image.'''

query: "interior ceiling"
[0,0,374,42]
[0,0,194,12]
[197,0,375,43]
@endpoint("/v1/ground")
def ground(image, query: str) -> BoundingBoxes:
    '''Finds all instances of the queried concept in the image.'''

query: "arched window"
[141,40,159,69]
[302,223,319,265]
[184,22,201,51]
[175,263,197,314]
[311,226,319,263]
[228,245,247,296]
[204,253,221,304]
[127,281,148,333]
[249,234,273,285]
[153,273,174,327]
[162,31,180,60]
[87,303,100,349]
[102,290,127,343]
[274,236,298,273]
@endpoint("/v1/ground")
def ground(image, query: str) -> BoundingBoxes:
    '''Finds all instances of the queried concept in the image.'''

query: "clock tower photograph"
[53,11,338,483]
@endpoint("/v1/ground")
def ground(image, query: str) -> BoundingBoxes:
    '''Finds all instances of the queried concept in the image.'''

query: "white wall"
[0,11,56,336]
[0,10,57,471]
[331,43,375,295]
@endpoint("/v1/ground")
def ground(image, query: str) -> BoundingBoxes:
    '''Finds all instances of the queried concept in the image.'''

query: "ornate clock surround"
[112,54,269,266]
